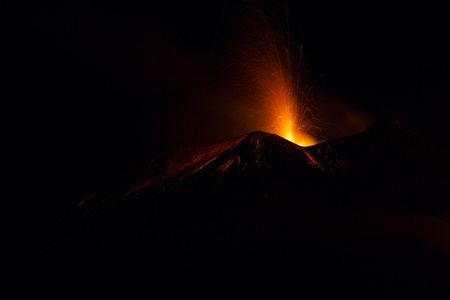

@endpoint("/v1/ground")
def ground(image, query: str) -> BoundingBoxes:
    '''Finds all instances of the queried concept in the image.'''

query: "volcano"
[26,119,450,298]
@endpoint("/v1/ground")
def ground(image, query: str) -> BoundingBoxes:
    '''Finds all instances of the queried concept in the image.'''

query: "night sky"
[3,0,449,245]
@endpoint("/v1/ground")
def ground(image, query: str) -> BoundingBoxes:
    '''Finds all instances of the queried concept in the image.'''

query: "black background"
[2,0,449,246]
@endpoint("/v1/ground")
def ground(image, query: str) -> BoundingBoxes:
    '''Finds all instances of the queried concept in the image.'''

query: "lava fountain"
[214,2,321,146]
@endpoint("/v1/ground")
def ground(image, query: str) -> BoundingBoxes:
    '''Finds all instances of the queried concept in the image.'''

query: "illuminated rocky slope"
[31,119,450,298]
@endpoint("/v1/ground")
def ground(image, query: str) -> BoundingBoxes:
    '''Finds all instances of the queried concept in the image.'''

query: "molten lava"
[216,3,321,146]
[284,119,316,146]
[253,41,319,146]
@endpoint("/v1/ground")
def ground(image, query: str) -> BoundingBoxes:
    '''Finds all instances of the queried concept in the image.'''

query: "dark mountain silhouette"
[22,119,450,298]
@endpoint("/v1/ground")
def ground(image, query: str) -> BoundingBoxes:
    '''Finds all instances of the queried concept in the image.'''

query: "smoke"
[314,92,373,141]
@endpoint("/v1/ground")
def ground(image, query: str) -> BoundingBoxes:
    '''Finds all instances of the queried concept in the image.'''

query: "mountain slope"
[27,121,450,298]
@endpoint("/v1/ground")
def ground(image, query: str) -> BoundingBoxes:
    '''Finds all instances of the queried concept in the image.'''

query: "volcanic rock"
[28,119,450,298]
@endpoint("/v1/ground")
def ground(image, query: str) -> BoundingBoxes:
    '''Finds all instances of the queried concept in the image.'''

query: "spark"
[214,2,322,146]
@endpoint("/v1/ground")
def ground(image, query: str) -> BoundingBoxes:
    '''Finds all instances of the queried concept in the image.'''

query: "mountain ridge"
[25,120,450,298]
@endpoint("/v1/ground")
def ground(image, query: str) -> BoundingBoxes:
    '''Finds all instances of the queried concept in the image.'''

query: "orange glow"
[246,41,320,147]
[218,4,322,146]
[264,66,318,146]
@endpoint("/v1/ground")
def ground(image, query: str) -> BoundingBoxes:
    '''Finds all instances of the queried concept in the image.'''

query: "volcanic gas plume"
[211,2,321,146]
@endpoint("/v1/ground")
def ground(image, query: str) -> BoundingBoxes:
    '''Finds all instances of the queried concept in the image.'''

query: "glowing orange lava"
[263,57,318,147]
[245,40,319,147]
[218,3,321,146]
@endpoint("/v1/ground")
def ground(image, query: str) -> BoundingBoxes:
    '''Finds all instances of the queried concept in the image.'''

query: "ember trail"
[216,1,321,146]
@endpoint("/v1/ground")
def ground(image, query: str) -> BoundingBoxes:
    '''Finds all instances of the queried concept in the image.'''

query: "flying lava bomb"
[212,1,321,146]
